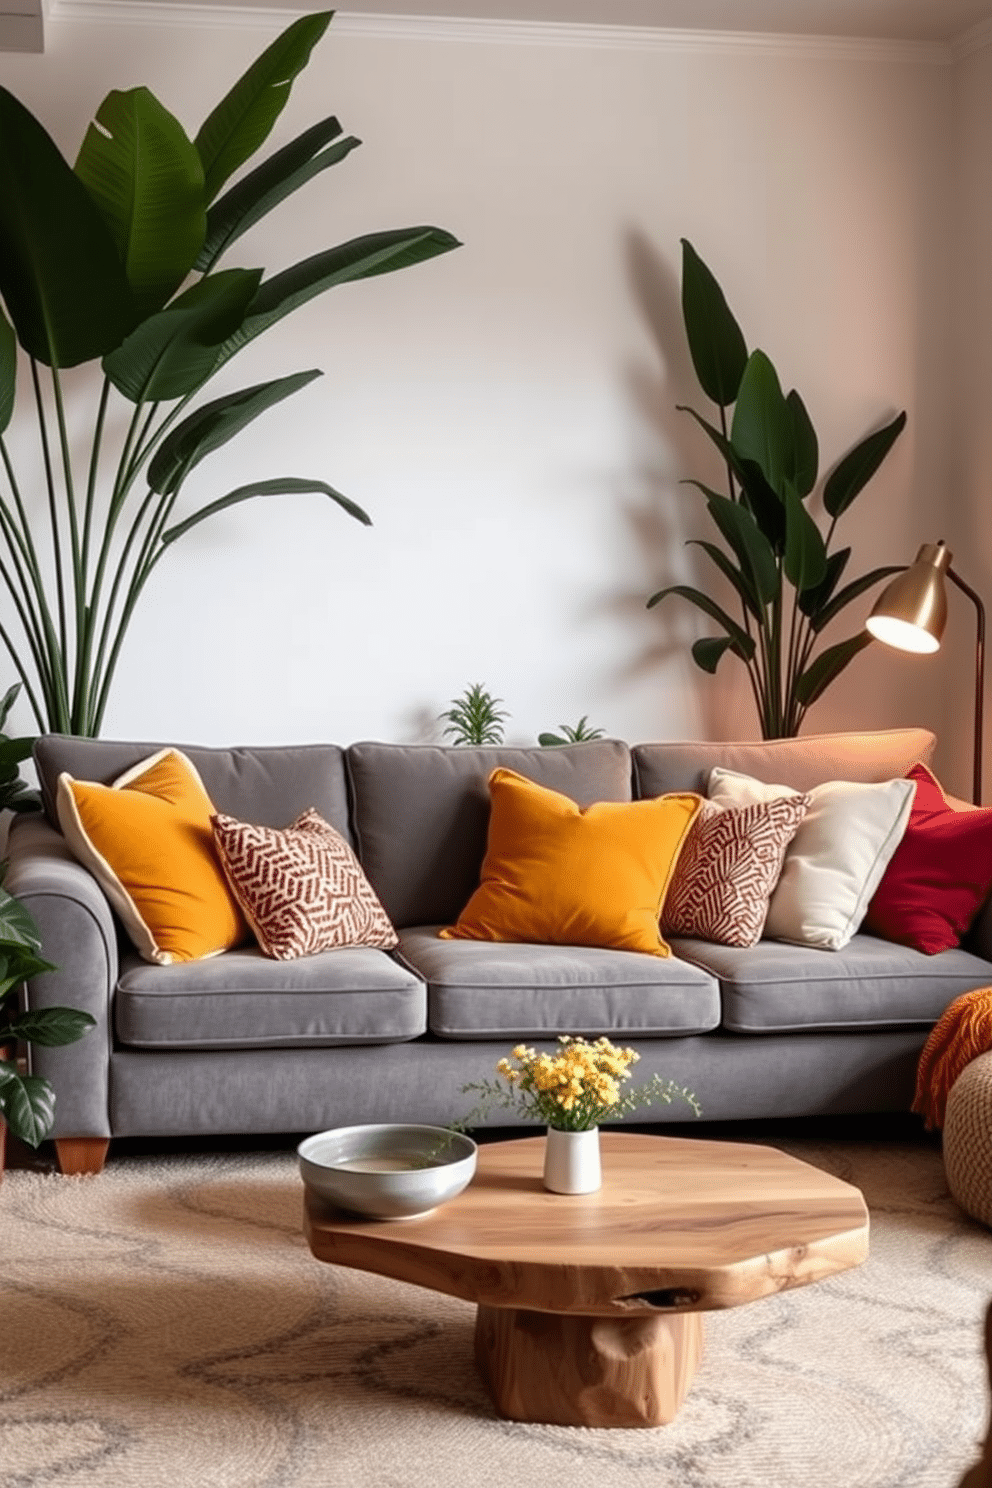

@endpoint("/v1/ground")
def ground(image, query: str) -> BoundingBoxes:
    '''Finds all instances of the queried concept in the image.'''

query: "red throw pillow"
[864,763,992,955]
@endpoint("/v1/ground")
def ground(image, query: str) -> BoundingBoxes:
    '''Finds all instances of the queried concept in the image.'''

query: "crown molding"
[953,16,992,58]
[45,1,953,63]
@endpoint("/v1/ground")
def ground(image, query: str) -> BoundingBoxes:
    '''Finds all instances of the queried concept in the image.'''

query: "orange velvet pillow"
[440,768,701,957]
[56,748,248,965]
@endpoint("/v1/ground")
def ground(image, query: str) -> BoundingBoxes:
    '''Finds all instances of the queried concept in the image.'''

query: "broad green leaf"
[686,538,760,616]
[74,88,206,315]
[538,732,566,746]
[786,388,818,497]
[161,476,370,546]
[731,350,794,498]
[0,84,138,366]
[705,493,779,605]
[146,371,321,495]
[0,679,21,730]
[0,301,15,432]
[211,228,461,374]
[680,239,748,408]
[197,118,360,273]
[0,949,55,1000]
[103,269,262,403]
[692,635,740,673]
[195,11,333,203]
[0,1067,56,1146]
[646,583,755,658]
[783,486,827,593]
[0,885,43,953]
[6,1005,95,1046]
[810,564,903,634]
[798,545,850,618]
[823,411,907,518]
[737,457,786,552]
[794,631,873,707]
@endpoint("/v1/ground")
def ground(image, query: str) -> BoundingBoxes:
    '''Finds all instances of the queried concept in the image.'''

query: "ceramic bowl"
[297,1123,478,1220]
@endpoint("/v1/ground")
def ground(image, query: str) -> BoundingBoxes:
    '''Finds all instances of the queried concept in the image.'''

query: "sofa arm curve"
[5,814,117,1139]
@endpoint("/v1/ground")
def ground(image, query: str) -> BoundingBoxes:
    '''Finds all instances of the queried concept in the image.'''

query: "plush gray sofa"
[9,726,992,1175]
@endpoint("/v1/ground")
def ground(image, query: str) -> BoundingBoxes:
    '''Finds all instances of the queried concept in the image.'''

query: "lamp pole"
[947,565,986,807]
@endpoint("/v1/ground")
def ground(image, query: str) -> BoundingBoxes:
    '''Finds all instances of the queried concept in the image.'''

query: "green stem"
[0,611,44,729]
[30,359,69,687]
[0,438,64,728]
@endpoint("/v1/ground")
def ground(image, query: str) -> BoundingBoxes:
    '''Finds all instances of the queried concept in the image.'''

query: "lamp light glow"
[864,614,940,654]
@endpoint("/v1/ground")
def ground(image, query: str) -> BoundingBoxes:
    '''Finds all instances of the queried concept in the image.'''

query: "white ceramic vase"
[543,1125,601,1194]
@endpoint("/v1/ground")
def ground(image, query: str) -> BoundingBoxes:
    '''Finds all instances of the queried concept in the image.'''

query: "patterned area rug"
[0,1132,990,1488]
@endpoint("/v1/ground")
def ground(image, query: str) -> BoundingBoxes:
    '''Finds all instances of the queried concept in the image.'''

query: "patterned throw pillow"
[662,795,811,948]
[212,809,398,961]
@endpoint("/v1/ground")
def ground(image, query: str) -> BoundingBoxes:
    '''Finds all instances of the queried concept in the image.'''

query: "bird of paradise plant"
[0,10,459,735]
[648,240,906,739]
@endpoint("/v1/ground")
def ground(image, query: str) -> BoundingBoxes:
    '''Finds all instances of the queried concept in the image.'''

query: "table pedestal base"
[474,1305,704,1428]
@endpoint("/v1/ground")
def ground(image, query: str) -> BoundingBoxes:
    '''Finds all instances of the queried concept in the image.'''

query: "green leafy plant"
[440,683,509,746]
[0,682,38,814]
[538,716,605,747]
[0,11,459,736]
[647,239,906,739]
[0,872,94,1148]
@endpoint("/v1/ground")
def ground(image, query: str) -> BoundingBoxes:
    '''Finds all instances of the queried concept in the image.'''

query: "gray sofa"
[9,726,992,1175]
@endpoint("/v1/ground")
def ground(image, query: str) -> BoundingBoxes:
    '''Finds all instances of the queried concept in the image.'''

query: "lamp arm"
[948,565,985,805]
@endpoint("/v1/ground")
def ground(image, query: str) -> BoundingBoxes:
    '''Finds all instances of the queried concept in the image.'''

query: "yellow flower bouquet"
[460,1035,700,1133]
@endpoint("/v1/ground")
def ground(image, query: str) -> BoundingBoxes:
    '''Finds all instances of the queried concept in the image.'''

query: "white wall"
[0,15,964,777]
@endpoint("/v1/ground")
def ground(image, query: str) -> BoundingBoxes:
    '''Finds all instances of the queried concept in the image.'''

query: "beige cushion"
[944,1051,992,1229]
[708,767,915,951]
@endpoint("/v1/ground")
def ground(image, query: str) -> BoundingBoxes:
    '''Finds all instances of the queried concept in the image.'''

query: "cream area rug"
[1,1132,990,1488]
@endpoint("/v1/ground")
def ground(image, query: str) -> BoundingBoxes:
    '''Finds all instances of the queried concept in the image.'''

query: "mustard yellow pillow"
[440,768,701,957]
[56,748,247,965]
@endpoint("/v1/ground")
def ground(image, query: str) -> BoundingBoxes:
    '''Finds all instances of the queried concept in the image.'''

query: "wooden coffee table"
[303,1130,869,1428]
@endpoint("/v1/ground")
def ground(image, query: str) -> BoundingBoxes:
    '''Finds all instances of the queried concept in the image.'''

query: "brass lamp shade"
[866,542,951,654]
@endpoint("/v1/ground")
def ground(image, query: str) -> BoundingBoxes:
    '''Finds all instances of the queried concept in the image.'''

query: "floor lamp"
[866,540,986,806]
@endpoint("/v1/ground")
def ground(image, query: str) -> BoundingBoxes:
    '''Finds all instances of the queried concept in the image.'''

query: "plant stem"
[29,359,69,721]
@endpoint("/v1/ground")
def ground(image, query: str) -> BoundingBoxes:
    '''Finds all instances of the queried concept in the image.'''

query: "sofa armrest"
[5,814,117,1139]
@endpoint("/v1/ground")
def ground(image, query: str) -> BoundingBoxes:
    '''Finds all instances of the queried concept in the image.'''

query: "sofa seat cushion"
[115,947,426,1050]
[669,933,992,1033]
[398,927,720,1040]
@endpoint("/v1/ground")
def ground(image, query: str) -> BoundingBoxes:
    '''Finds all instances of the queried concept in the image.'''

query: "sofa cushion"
[441,768,700,957]
[707,767,915,952]
[35,736,354,844]
[398,927,720,1039]
[57,748,248,966]
[212,809,397,960]
[632,728,936,798]
[670,932,992,1033]
[115,947,426,1049]
[346,739,632,929]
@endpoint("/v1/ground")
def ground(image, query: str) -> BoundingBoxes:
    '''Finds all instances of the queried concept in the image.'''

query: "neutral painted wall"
[0,14,966,780]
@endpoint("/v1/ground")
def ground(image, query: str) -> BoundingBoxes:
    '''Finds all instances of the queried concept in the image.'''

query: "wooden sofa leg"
[54,1138,110,1175]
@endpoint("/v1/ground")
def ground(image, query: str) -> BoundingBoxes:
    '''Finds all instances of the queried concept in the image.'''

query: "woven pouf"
[944,1051,992,1229]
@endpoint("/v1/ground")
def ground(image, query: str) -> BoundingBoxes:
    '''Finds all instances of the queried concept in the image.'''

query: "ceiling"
[326,0,992,44]
[12,0,992,55]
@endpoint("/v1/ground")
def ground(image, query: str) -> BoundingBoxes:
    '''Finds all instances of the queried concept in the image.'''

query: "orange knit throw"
[914,987,992,1130]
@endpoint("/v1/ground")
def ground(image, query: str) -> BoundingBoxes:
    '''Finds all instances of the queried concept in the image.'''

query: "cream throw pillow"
[707,766,916,951]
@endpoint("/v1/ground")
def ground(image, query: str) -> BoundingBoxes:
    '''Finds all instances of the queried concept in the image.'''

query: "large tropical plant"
[648,240,906,739]
[0,10,459,736]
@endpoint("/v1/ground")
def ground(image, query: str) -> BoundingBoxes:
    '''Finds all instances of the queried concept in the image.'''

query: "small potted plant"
[0,875,95,1175]
[461,1035,700,1194]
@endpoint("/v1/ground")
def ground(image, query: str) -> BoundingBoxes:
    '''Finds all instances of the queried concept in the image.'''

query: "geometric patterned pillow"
[661,794,811,948]
[211,809,398,961]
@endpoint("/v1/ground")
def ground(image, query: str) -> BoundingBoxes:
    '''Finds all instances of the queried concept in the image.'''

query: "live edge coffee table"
[303,1131,869,1429]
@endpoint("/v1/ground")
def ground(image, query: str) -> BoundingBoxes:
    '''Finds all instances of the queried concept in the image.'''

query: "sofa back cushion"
[346,740,632,929]
[35,736,354,845]
[632,728,936,798]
